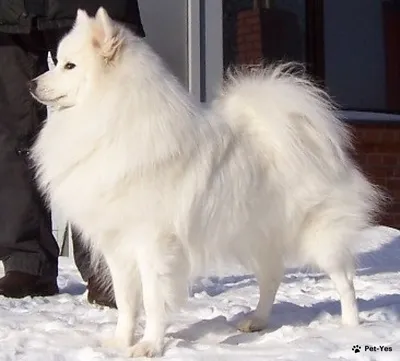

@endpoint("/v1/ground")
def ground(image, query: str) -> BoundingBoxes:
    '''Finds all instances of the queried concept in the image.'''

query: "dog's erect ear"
[95,7,113,41]
[93,7,124,63]
[75,9,90,24]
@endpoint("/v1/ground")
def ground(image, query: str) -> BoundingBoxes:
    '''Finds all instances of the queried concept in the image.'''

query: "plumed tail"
[213,62,385,227]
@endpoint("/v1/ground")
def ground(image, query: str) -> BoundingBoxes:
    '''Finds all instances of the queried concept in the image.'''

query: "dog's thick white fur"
[30,8,381,358]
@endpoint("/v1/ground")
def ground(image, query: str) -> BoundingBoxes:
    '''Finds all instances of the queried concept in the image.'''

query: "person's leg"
[70,226,92,283]
[71,225,117,308]
[0,32,59,297]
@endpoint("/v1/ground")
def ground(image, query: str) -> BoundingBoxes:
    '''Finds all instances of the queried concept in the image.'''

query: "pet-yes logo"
[352,345,393,354]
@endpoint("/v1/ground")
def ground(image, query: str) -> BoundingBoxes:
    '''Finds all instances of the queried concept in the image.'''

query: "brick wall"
[235,10,400,228]
[351,122,400,228]
[236,10,263,64]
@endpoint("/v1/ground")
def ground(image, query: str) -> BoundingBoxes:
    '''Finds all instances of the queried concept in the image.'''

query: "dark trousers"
[71,224,112,285]
[71,226,92,282]
[0,30,64,278]
[0,29,108,286]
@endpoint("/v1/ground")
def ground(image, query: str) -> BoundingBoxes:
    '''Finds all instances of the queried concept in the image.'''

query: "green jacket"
[0,0,145,35]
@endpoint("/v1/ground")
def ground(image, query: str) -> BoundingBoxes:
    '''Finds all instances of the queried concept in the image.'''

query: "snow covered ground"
[0,226,399,361]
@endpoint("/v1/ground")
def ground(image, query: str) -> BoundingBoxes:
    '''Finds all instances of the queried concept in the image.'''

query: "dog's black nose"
[27,80,37,92]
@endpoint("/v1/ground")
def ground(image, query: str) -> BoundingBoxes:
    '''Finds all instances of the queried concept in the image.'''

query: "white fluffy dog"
[29,8,381,358]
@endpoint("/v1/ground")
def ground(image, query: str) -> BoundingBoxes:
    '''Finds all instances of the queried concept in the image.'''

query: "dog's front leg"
[102,253,141,349]
[128,236,188,358]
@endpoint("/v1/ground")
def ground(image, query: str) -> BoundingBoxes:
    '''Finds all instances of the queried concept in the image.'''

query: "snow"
[0,226,399,360]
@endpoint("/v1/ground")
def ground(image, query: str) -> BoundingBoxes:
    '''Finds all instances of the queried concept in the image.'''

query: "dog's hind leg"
[237,251,284,333]
[327,268,359,326]
[128,233,189,358]
[306,226,359,326]
[315,253,359,326]
[102,252,142,349]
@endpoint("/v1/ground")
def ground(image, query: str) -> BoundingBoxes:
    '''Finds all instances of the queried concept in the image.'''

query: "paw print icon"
[352,345,362,353]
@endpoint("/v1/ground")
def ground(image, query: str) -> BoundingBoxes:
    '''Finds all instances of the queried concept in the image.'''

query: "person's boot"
[87,275,117,309]
[0,271,59,298]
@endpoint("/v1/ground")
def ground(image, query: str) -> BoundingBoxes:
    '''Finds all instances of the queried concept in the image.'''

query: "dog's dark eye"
[64,62,76,70]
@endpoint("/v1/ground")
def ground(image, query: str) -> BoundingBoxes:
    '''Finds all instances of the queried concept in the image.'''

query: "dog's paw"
[237,316,267,333]
[127,340,162,358]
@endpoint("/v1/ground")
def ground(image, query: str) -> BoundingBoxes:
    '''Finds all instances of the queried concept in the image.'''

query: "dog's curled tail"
[213,62,385,226]
[213,62,351,160]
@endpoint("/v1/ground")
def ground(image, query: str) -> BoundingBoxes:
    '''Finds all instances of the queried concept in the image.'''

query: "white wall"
[138,0,189,86]
[138,0,223,102]
[203,1,223,102]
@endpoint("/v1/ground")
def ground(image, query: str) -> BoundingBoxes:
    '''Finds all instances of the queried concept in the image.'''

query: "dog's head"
[29,7,125,109]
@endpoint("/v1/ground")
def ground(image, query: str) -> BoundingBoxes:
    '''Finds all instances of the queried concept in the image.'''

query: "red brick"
[360,129,383,143]
[245,14,260,26]
[369,166,394,177]
[391,189,400,199]
[247,33,262,43]
[366,154,383,165]
[361,143,400,152]
[387,178,400,190]
[381,129,399,143]
[353,152,367,164]
[237,11,253,22]
[382,154,400,165]
[392,168,400,177]
[237,26,250,36]
[390,203,400,213]
[387,214,400,227]
[371,176,388,187]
